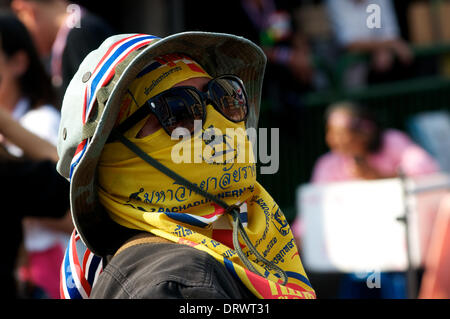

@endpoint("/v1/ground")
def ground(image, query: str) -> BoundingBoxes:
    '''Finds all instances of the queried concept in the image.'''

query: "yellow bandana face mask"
[97,54,316,299]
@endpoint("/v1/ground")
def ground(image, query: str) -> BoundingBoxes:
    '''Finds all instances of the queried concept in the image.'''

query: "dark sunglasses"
[110,75,248,140]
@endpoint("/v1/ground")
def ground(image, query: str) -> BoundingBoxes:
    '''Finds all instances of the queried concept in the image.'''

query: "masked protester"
[57,32,315,299]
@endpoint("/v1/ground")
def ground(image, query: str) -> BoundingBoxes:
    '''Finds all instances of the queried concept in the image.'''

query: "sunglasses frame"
[111,75,249,139]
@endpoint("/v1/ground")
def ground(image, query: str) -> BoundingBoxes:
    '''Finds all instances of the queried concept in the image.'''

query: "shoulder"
[313,152,342,171]
[383,129,412,142]
[381,129,415,151]
[90,242,252,299]
[380,129,439,175]
[311,152,345,183]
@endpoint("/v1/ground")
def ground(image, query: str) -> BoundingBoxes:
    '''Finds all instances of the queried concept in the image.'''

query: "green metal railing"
[307,42,450,105]
[257,43,450,222]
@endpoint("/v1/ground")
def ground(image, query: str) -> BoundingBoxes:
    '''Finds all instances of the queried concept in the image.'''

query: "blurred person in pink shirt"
[312,101,439,183]
[301,101,440,298]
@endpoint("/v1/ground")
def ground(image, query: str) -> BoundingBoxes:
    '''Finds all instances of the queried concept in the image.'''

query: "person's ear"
[9,51,29,77]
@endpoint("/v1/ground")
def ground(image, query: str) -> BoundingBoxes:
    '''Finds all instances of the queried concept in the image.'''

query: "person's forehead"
[171,76,210,89]
[328,109,353,127]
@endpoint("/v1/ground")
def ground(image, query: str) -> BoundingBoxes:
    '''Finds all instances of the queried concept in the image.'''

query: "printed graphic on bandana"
[202,124,241,165]
[272,207,290,237]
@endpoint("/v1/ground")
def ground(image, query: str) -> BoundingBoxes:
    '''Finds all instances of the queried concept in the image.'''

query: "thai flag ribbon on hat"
[69,34,159,180]
[83,34,159,123]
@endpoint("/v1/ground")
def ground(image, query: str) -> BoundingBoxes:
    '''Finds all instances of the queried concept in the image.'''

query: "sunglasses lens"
[113,76,248,141]
[158,89,204,135]
[210,77,248,122]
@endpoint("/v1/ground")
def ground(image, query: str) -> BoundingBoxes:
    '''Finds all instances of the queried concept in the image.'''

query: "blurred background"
[1,0,450,299]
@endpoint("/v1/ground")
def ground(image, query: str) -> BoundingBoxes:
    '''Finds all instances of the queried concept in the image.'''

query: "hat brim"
[66,32,267,255]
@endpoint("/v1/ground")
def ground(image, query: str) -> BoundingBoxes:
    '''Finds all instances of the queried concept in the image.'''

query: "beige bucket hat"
[56,32,266,255]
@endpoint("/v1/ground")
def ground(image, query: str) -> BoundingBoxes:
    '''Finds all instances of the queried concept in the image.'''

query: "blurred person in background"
[0,106,70,298]
[0,10,72,298]
[326,0,414,88]
[309,101,439,298]
[312,101,439,183]
[9,0,114,101]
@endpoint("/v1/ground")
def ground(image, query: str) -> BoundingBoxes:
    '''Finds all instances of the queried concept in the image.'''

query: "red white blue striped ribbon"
[69,34,159,180]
